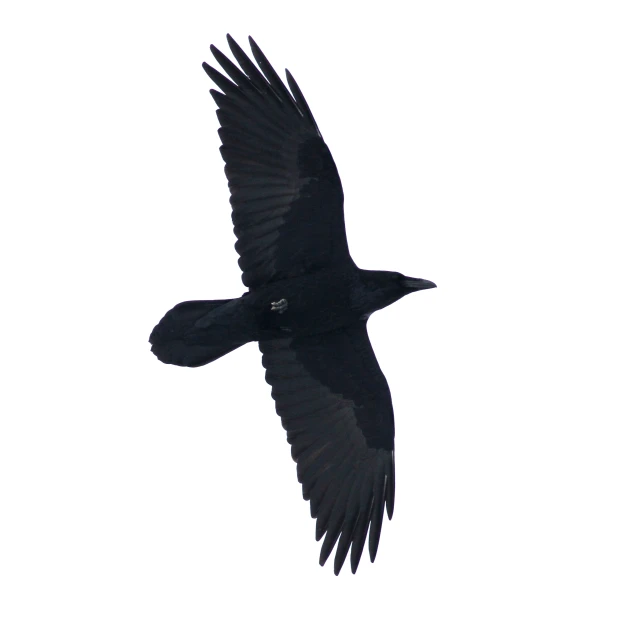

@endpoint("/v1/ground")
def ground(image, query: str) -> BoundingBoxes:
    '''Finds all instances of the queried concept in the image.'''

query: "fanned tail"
[150,299,249,367]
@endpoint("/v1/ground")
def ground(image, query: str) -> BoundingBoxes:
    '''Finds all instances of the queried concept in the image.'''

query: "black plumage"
[150,35,437,575]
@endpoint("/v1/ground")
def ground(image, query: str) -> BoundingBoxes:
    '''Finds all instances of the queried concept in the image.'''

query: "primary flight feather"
[150,35,437,575]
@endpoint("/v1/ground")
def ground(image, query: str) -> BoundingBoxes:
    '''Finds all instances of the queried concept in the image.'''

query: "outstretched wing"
[203,36,352,290]
[259,322,395,575]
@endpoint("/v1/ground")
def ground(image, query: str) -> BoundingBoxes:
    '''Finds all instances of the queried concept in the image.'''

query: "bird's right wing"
[203,36,353,290]
[259,322,395,575]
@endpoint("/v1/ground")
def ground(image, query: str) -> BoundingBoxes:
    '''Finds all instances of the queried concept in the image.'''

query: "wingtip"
[368,523,382,562]
[248,36,266,62]
[385,451,395,519]
[248,36,259,58]
[350,550,363,574]
[202,60,214,78]
[202,60,214,83]
[385,487,395,519]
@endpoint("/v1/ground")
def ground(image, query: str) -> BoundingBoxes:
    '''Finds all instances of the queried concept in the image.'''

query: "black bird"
[150,35,437,575]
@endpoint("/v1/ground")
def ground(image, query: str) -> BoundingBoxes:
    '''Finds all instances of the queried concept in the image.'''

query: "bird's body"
[150,35,436,574]
[250,266,361,339]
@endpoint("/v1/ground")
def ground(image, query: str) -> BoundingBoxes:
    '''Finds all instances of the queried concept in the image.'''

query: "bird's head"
[359,269,437,315]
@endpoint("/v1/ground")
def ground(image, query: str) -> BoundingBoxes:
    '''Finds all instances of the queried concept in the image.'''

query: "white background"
[1,1,639,638]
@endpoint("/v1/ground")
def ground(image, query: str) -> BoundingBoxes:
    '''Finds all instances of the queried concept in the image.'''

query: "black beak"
[401,277,437,290]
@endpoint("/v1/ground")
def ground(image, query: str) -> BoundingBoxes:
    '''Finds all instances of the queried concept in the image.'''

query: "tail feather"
[150,299,248,367]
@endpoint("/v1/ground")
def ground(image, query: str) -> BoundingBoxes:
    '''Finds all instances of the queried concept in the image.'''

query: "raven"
[150,36,437,575]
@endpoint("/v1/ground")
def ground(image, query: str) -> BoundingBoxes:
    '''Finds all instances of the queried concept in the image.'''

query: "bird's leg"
[270,298,288,314]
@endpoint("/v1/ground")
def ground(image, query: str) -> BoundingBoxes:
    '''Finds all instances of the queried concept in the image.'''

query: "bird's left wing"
[259,322,395,575]
[203,36,353,290]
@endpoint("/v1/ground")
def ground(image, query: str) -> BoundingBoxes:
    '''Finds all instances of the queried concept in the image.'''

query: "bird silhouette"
[150,35,437,574]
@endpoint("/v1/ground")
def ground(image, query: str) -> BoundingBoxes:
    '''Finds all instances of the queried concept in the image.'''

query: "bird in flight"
[150,35,437,575]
